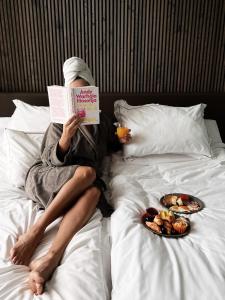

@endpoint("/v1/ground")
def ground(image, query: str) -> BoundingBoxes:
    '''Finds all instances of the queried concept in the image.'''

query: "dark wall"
[0,0,224,93]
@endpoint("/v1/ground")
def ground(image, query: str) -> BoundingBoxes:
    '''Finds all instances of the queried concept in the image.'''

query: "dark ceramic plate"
[160,193,204,214]
[142,214,191,238]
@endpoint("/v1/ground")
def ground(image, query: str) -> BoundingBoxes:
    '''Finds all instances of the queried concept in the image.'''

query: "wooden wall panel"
[0,0,224,93]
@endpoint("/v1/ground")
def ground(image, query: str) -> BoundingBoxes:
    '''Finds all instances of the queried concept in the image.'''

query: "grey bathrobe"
[25,113,120,217]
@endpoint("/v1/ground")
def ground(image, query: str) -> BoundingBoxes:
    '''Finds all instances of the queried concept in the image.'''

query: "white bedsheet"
[110,150,225,300]
[0,146,111,300]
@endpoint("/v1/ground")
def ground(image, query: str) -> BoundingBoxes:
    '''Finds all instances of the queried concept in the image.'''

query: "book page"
[47,86,68,124]
[72,86,100,125]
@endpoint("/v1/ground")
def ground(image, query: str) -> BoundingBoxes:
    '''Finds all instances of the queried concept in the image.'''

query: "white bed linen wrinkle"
[110,150,225,300]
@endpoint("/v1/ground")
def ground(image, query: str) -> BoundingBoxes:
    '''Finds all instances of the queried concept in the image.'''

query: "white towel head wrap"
[63,57,95,87]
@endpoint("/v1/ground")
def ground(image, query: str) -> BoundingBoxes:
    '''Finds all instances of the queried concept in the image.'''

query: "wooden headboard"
[0,92,224,141]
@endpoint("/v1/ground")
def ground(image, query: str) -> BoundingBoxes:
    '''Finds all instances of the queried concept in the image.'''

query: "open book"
[47,85,100,125]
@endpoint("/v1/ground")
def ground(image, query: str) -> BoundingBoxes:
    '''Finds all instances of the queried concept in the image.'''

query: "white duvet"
[0,145,111,300]
[1,117,225,300]
[110,150,225,300]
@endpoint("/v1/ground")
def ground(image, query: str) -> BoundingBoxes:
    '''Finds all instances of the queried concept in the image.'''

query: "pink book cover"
[47,86,99,125]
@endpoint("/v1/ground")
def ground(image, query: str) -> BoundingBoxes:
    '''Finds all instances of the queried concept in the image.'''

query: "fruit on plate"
[159,210,175,223]
[143,208,190,236]
[176,197,183,206]
[146,207,158,219]
[142,212,153,222]
[179,194,190,201]
[163,194,194,208]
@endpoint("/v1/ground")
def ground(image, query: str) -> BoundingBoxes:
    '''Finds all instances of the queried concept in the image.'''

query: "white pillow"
[7,100,50,133]
[114,100,212,158]
[0,117,11,138]
[4,129,44,187]
[205,119,222,144]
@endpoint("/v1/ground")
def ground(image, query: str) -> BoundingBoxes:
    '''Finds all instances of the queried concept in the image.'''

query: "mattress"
[0,120,111,299]
[110,142,225,300]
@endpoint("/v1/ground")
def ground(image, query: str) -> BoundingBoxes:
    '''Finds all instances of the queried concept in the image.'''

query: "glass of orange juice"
[116,126,129,139]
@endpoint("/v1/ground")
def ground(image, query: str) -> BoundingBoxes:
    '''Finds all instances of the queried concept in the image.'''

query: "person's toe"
[29,276,36,294]
[9,248,15,260]
[36,282,44,295]
[30,271,44,295]
[12,256,18,264]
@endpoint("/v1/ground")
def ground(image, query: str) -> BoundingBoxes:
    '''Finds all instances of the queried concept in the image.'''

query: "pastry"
[172,217,189,234]
[169,205,190,212]
[187,202,200,211]
[153,215,163,226]
[159,210,175,223]
[163,195,178,206]
[163,220,172,235]
[145,221,162,234]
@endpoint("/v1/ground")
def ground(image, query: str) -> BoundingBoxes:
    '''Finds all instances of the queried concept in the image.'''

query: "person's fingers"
[119,137,126,144]
[120,133,132,144]
[67,117,82,130]
[123,134,131,141]
[65,114,77,126]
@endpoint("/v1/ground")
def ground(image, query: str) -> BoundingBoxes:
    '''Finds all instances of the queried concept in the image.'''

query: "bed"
[0,93,225,300]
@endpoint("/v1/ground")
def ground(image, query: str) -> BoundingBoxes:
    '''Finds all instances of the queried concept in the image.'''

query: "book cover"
[47,85,100,125]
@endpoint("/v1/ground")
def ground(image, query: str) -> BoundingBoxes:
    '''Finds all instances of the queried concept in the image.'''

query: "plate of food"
[160,193,204,214]
[142,207,190,238]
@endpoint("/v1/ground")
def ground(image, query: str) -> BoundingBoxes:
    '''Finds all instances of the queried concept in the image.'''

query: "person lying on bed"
[9,57,131,295]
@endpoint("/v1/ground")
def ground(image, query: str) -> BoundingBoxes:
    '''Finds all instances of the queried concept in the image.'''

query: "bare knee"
[73,166,96,183]
[85,186,101,200]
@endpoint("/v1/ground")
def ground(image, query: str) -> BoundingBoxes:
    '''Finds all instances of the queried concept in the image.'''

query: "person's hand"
[118,129,132,144]
[59,115,82,153]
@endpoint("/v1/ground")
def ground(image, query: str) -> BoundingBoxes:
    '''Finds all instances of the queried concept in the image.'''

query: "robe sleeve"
[40,123,72,166]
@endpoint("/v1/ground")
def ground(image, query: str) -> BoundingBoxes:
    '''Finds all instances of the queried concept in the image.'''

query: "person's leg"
[10,166,96,265]
[28,186,101,295]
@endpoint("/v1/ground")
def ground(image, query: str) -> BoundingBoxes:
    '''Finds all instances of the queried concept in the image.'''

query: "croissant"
[163,220,172,234]
[163,195,178,206]
[153,215,163,226]
[146,221,162,234]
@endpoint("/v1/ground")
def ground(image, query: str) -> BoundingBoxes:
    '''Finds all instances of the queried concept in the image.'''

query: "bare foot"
[10,226,44,265]
[28,252,61,295]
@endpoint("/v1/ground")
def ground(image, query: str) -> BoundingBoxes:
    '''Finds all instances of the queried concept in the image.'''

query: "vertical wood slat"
[33,3,44,91]
[0,0,224,93]
[0,1,8,91]
[206,0,218,92]
[217,1,225,91]
[212,0,224,92]
[2,0,14,91]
